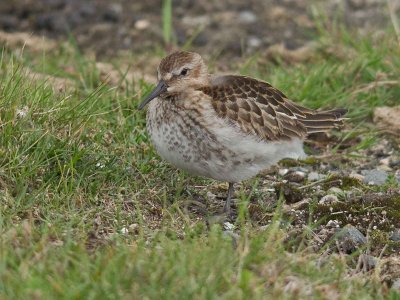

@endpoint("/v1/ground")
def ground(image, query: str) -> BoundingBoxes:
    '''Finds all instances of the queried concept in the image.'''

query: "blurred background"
[0,0,397,59]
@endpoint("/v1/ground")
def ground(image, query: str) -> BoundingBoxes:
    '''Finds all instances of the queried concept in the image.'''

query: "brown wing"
[199,75,347,141]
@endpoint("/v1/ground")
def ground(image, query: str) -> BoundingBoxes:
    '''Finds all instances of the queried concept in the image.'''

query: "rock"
[223,222,235,231]
[284,170,306,183]
[206,191,216,201]
[373,106,400,132]
[248,36,262,48]
[393,278,400,291]
[278,168,289,176]
[390,228,400,242]
[334,224,367,253]
[361,169,388,185]
[359,254,378,270]
[134,19,150,30]
[379,157,390,166]
[326,220,341,228]
[238,11,257,24]
[319,194,339,205]
[327,187,345,198]
[349,172,364,182]
[129,223,139,234]
[308,172,326,182]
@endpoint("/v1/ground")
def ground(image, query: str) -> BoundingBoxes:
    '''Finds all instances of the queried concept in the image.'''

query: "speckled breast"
[146,98,229,179]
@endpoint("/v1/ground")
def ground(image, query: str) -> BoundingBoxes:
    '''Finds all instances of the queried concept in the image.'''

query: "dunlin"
[139,51,347,213]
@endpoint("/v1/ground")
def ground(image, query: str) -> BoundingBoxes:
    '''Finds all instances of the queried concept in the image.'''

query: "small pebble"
[379,157,390,166]
[248,36,262,48]
[134,19,150,30]
[223,222,235,231]
[327,187,345,197]
[361,169,388,186]
[334,224,367,253]
[308,172,326,182]
[319,194,339,205]
[392,279,400,291]
[326,220,340,228]
[129,223,139,233]
[207,191,216,201]
[278,168,289,176]
[389,228,400,242]
[359,254,378,270]
[349,172,364,181]
[238,11,257,24]
[284,170,306,183]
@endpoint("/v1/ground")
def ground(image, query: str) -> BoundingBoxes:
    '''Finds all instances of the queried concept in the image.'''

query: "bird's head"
[138,51,209,109]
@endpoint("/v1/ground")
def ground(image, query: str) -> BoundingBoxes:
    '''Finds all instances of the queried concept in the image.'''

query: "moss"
[312,193,400,232]
[299,157,321,165]
[369,230,400,254]
[279,157,321,167]
[279,158,303,168]
[322,174,363,191]
[369,230,389,247]
[341,177,363,189]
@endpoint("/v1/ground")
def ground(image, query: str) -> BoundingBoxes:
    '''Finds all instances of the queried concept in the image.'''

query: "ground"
[0,1,400,299]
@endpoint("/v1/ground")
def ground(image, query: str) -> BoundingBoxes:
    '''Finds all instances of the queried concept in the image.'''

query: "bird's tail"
[297,108,348,134]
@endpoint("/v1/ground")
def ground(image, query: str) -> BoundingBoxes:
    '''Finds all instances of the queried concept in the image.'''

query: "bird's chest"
[146,100,220,168]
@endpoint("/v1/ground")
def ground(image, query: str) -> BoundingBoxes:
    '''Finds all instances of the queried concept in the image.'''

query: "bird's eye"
[180,68,189,76]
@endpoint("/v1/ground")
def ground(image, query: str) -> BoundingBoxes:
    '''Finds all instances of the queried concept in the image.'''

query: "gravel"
[361,169,388,186]
[319,194,339,205]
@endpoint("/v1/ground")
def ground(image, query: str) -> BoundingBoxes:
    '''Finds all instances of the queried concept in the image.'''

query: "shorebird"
[139,51,347,214]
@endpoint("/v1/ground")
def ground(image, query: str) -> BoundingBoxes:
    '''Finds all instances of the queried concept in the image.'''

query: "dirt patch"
[0,30,56,52]
[0,0,395,58]
[96,62,156,89]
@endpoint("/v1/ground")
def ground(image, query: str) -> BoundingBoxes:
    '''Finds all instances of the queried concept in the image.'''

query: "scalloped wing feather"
[200,75,347,141]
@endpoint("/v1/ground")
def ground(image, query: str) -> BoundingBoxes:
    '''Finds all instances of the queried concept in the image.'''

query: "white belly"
[147,99,305,183]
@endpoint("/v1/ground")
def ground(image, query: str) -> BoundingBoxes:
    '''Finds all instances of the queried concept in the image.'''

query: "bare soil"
[0,0,394,58]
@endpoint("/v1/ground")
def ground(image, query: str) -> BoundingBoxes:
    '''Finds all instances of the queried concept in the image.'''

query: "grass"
[0,21,400,299]
[162,0,173,47]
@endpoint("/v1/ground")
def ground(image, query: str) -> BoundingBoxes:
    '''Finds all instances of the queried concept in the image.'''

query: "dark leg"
[223,182,234,214]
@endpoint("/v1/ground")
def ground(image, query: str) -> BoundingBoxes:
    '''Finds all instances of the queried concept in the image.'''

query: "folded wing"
[199,75,347,141]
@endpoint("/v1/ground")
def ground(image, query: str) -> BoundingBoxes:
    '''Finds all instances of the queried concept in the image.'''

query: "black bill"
[138,80,168,110]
